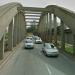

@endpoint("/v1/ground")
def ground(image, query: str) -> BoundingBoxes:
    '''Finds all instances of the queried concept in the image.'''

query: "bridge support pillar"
[46,13,49,42]
[49,13,52,43]
[53,14,57,45]
[13,11,26,47]
[13,14,18,47]
[0,35,5,59]
[61,20,65,51]
[19,12,26,41]
[73,34,75,55]
[17,12,22,42]
[8,20,13,50]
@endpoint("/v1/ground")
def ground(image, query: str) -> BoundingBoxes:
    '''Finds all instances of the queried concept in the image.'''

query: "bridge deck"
[0,42,75,75]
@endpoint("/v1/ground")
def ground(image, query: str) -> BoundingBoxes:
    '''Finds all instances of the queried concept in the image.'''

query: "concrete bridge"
[0,2,75,75]
[0,2,75,60]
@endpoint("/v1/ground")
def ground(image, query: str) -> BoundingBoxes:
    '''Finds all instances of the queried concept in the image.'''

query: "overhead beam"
[25,18,40,20]
[26,21,39,23]
[18,7,50,12]
[25,12,42,14]
[25,15,41,17]
[26,24,38,26]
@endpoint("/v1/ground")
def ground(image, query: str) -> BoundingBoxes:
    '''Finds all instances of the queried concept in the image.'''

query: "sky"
[0,0,75,12]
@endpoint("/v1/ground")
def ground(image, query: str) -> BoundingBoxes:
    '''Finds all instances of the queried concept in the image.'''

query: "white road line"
[45,63,52,75]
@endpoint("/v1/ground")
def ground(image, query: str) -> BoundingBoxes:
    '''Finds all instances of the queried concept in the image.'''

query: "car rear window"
[50,45,54,48]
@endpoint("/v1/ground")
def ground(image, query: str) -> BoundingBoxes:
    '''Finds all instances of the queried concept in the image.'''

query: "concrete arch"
[38,5,75,54]
[46,5,75,34]
[0,2,22,40]
[0,2,26,59]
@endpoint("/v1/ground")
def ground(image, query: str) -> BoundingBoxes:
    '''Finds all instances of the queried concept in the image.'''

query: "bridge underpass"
[0,2,75,75]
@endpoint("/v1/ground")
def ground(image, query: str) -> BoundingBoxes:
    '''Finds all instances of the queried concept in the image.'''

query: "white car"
[42,43,59,57]
[26,36,33,40]
[35,37,42,44]
[24,39,34,49]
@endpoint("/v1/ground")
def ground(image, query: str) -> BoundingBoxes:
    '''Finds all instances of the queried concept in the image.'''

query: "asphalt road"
[0,42,75,75]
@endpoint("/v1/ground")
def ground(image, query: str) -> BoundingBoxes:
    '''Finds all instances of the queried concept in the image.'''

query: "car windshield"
[46,44,51,49]
[26,37,32,40]
[25,40,32,43]
[46,44,54,49]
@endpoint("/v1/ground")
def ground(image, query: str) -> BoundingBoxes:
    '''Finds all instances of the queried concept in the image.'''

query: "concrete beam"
[25,12,42,14]
[25,15,41,17]
[26,21,39,23]
[18,7,50,12]
[25,18,40,20]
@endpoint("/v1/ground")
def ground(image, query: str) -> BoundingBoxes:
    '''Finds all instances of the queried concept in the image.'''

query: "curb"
[59,49,75,62]
[0,46,18,70]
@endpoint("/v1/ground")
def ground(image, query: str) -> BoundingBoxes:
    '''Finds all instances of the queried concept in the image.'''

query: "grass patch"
[57,41,74,54]
[65,44,73,54]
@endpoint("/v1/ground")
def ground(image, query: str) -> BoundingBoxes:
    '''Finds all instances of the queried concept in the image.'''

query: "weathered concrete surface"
[8,20,13,50]
[0,36,5,59]
[0,3,22,40]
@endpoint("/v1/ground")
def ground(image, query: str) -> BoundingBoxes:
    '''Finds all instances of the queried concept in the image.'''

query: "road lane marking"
[45,63,52,75]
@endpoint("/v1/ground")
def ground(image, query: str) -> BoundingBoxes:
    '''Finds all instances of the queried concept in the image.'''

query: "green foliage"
[27,25,36,33]
[65,44,73,54]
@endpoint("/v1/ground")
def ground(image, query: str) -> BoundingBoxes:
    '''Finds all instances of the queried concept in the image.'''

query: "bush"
[65,44,73,54]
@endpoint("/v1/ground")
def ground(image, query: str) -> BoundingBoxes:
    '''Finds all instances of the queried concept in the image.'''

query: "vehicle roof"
[26,36,32,38]
[25,39,32,41]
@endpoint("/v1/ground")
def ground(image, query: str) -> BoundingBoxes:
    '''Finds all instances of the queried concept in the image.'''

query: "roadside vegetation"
[65,44,73,54]
[57,41,73,54]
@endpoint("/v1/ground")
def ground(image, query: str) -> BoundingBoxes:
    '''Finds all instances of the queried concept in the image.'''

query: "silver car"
[24,39,34,49]
[35,37,42,44]
[42,43,59,57]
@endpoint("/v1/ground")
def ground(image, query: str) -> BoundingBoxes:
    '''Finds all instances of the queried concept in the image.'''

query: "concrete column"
[47,13,52,43]
[38,14,46,41]
[49,13,52,42]
[19,12,26,41]
[73,34,75,55]
[13,14,18,46]
[8,20,13,50]
[61,20,65,51]
[53,14,57,45]
[0,35,5,59]
[45,14,47,42]
[12,12,26,47]
[17,12,21,42]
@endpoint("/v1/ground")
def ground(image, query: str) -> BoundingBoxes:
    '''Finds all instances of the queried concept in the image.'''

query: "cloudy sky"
[0,0,75,11]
